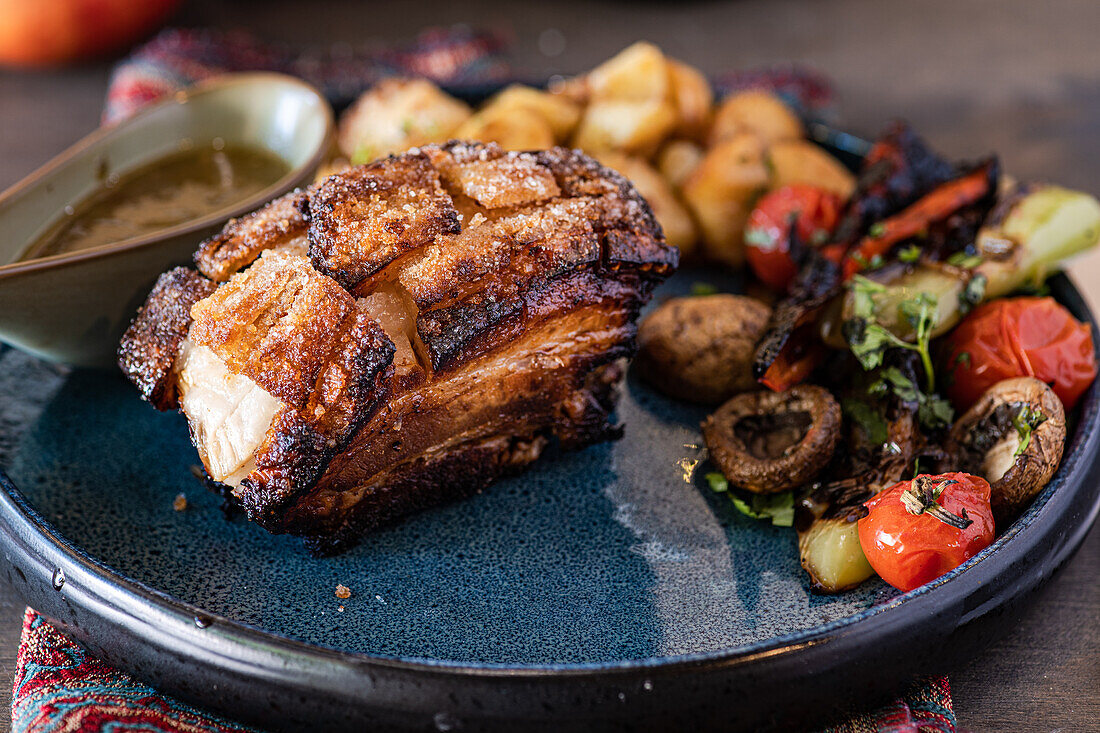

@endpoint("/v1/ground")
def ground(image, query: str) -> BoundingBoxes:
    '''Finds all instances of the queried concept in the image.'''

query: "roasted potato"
[572,98,678,157]
[337,78,471,164]
[768,140,856,198]
[453,105,556,151]
[657,139,704,188]
[482,85,582,141]
[667,59,713,140]
[585,41,671,102]
[635,294,771,404]
[681,133,770,267]
[597,152,697,255]
[709,90,803,147]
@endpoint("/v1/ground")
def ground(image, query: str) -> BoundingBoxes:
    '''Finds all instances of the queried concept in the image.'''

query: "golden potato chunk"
[657,139,705,188]
[586,41,671,102]
[635,294,771,404]
[597,152,697,255]
[710,90,803,147]
[453,105,556,151]
[573,98,678,157]
[667,59,713,140]
[768,140,856,199]
[483,85,582,141]
[337,78,471,164]
[681,133,770,267]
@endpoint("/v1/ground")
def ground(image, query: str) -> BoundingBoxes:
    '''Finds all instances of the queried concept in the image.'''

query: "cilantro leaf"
[705,472,729,493]
[1012,406,1047,457]
[729,491,795,527]
[705,472,794,527]
[898,245,922,263]
[842,398,889,445]
[947,251,983,268]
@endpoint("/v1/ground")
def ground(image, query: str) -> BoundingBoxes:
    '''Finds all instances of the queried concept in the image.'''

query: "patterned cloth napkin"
[11,26,955,733]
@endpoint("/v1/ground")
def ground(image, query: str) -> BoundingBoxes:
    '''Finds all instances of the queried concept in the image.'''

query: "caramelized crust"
[188,249,395,441]
[193,189,309,282]
[307,153,461,289]
[117,267,216,410]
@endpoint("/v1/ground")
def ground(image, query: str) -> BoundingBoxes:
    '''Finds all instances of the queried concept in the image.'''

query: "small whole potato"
[636,294,772,404]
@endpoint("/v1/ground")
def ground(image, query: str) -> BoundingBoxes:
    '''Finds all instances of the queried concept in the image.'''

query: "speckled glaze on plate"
[0,267,1098,732]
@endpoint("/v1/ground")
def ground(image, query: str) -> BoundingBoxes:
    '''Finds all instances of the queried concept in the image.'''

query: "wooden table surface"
[0,1,1097,730]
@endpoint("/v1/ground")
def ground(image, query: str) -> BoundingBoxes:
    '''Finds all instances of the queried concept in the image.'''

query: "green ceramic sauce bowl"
[0,72,333,368]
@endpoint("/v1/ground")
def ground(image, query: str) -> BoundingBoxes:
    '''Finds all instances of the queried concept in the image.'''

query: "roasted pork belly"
[119,141,676,551]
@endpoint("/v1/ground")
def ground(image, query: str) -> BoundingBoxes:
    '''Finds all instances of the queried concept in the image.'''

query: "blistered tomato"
[944,297,1097,410]
[858,473,995,592]
[744,185,841,293]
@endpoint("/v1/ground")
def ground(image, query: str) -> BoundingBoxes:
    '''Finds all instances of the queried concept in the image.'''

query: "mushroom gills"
[734,411,812,459]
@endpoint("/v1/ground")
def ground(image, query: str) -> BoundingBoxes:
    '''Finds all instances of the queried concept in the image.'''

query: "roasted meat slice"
[119,141,676,551]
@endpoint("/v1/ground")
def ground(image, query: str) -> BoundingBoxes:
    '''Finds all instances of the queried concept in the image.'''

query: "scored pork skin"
[119,141,676,551]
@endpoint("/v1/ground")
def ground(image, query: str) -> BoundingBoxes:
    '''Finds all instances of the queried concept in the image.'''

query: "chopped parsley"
[868,222,887,238]
[898,245,922,263]
[842,398,889,445]
[690,282,719,296]
[846,276,939,394]
[1012,406,1047,457]
[947,251,984,268]
[869,367,954,431]
[705,472,795,527]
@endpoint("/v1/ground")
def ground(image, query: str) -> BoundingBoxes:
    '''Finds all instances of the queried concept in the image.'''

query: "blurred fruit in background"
[0,0,181,67]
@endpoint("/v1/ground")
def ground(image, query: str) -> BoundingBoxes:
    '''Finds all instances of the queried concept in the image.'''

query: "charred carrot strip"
[842,161,996,279]
[758,327,826,392]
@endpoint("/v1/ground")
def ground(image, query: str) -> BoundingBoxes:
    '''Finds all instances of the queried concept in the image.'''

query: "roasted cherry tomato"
[944,297,1097,411]
[744,185,841,293]
[858,473,995,592]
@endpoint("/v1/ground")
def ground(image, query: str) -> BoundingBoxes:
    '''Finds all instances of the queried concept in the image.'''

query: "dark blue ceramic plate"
[0,267,1098,732]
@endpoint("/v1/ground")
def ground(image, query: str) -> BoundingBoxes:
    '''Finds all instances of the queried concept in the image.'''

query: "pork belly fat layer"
[177,340,280,485]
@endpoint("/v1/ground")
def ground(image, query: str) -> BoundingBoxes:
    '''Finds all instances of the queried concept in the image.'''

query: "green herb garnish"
[846,276,939,394]
[947,251,984,268]
[869,367,954,431]
[842,398,889,445]
[1012,406,1047,457]
[868,222,887,238]
[898,245,922,263]
[706,472,794,527]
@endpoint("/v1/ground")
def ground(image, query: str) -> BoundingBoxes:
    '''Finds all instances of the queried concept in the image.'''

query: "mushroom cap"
[702,384,842,493]
[948,376,1066,524]
[636,294,771,404]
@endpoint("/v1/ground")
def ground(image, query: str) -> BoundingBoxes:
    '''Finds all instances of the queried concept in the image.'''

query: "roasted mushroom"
[702,385,841,493]
[636,294,771,404]
[947,377,1066,523]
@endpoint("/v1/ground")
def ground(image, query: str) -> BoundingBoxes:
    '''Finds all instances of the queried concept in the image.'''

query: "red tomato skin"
[858,473,995,593]
[744,185,841,293]
[944,297,1097,411]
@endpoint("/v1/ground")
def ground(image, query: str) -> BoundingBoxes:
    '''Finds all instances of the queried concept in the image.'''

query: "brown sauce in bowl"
[21,141,289,260]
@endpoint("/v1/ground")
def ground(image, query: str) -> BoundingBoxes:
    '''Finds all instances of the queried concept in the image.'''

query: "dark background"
[0,0,1097,730]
